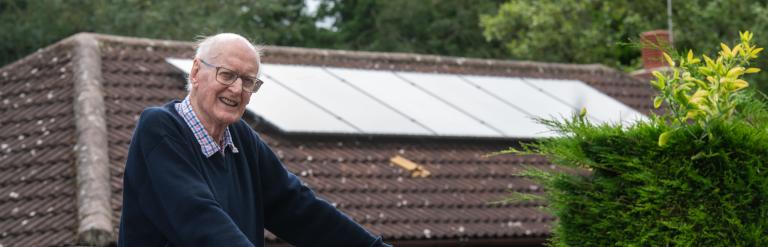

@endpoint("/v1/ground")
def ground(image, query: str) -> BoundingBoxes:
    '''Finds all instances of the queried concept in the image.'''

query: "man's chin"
[217,112,243,125]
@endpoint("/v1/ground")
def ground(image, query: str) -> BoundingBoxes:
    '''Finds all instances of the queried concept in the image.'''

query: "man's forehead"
[210,43,259,72]
[212,39,257,57]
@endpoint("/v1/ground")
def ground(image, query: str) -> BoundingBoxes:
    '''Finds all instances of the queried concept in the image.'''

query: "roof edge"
[70,33,115,246]
[87,32,624,77]
[263,45,616,72]
[88,32,195,49]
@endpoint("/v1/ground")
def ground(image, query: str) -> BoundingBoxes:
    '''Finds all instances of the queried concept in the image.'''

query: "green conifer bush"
[507,31,768,246]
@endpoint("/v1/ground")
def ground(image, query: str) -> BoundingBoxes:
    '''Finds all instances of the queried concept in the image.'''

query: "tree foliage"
[0,0,510,67]
[481,0,666,69]
[319,0,508,58]
[0,0,318,66]
[481,1,768,71]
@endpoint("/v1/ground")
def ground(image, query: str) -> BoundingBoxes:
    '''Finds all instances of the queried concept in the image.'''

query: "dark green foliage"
[323,0,508,59]
[480,0,768,70]
[0,0,510,67]
[480,0,666,69]
[520,93,768,246]
[0,0,318,66]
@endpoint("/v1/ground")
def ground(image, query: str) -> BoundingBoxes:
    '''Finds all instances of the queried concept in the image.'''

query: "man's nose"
[229,77,244,93]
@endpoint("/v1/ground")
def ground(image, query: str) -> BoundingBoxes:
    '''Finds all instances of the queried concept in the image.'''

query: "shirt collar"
[174,97,239,157]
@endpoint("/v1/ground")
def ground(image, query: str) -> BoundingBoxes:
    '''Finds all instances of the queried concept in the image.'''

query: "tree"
[481,1,768,77]
[480,0,667,69]
[0,0,513,66]
[0,0,318,66]
[318,0,509,59]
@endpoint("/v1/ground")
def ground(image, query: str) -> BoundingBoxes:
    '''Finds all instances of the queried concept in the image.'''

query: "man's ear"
[189,59,201,89]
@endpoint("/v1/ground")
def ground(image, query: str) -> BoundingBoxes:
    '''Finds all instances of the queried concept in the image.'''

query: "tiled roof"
[0,33,655,246]
[255,133,555,243]
[0,41,79,246]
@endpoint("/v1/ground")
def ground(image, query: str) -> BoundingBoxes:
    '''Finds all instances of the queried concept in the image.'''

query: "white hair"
[186,33,263,91]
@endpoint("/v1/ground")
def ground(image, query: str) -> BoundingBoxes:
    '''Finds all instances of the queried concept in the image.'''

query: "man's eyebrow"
[241,70,258,78]
[245,68,260,78]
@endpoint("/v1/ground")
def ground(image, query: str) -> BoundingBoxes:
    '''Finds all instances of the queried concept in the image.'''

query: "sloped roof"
[0,33,654,246]
[0,39,79,246]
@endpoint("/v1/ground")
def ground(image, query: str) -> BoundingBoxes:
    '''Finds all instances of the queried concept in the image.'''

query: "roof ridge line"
[80,32,625,76]
[264,45,615,72]
[70,33,114,246]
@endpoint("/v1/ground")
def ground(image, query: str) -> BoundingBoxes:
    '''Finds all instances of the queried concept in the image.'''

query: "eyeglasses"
[199,59,264,93]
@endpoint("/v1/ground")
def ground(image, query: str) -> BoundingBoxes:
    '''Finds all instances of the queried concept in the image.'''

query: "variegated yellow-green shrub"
[504,31,768,246]
[653,31,763,146]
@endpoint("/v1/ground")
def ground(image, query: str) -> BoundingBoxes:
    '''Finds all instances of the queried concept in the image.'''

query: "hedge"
[509,31,768,246]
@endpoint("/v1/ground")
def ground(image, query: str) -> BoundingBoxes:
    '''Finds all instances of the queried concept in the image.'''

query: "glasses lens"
[245,77,264,92]
[216,68,237,85]
[241,78,254,89]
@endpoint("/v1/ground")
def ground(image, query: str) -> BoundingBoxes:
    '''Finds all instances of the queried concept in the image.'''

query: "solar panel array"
[166,58,646,138]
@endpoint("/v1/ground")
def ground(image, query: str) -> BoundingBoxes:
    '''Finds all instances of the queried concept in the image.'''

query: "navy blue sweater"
[118,101,388,247]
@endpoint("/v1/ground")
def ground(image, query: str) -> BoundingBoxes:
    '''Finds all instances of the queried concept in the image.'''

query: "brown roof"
[0,40,80,246]
[0,33,655,246]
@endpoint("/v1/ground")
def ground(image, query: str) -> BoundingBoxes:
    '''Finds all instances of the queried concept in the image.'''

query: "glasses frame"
[199,59,263,93]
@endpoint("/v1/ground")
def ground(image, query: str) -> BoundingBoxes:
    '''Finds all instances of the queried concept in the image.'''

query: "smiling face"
[188,38,259,130]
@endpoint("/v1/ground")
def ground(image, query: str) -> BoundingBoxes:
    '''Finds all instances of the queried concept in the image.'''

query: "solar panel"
[462,75,589,123]
[523,78,646,124]
[166,58,647,138]
[166,58,192,74]
[261,64,432,135]
[247,76,359,133]
[326,68,500,137]
[395,71,550,138]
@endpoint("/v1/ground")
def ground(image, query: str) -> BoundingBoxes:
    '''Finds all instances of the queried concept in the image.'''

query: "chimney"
[640,30,672,70]
[631,30,672,81]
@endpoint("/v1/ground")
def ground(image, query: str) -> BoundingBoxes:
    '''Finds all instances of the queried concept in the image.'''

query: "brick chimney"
[631,30,672,81]
[640,30,672,69]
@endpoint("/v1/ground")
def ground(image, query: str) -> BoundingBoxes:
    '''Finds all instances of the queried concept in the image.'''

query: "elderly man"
[118,33,389,247]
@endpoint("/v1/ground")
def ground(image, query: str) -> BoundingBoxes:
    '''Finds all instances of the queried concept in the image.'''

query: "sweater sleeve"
[129,109,255,247]
[251,130,390,247]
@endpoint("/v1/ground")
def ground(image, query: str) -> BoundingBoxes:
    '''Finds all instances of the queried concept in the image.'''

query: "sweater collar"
[174,97,239,157]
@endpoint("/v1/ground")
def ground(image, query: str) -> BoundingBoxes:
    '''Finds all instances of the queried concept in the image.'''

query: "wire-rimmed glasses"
[200,59,263,93]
